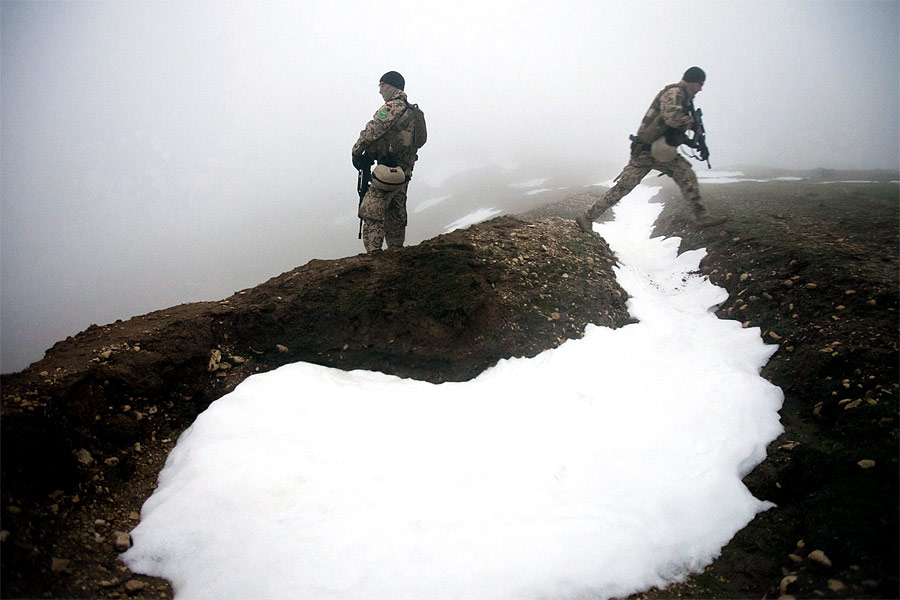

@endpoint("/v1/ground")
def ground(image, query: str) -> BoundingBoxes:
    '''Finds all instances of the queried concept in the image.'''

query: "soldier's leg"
[578,161,651,233]
[662,157,727,227]
[359,187,390,253]
[384,183,409,248]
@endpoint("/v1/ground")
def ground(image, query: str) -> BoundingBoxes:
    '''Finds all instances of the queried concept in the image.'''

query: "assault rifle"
[686,106,712,169]
[355,153,375,239]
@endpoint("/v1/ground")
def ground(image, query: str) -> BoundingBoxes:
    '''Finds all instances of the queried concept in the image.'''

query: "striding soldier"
[577,66,727,232]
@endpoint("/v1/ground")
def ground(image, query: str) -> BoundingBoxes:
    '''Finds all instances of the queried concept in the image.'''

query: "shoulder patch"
[376,107,390,120]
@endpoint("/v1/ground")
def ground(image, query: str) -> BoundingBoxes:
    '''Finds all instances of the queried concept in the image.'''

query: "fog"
[2,0,898,373]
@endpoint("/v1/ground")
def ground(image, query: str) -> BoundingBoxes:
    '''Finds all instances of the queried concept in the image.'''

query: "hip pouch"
[371,164,407,191]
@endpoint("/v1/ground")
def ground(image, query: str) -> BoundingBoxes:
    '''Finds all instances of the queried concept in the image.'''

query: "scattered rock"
[124,579,147,593]
[808,549,832,567]
[208,349,222,372]
[780,574,798,594]
[76,448,94,465]
[50,557,71,573]
[113,531,132,552]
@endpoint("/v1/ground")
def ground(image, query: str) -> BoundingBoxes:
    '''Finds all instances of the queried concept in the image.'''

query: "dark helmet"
[683,66,706,83]
[379,71,405,91]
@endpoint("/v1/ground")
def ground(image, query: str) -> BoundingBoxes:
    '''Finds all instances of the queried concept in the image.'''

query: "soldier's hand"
[352,152,375,171]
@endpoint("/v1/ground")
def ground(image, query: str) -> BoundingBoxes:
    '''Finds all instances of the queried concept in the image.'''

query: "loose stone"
[208,349,222,372]
[780,574,798,594]
[76,449,94,465]
[125,579,147,593]
[51,557,71,573]
[113,531,132,551]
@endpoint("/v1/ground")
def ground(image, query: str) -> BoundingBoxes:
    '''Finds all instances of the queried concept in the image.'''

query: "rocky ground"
[1,169,898,599]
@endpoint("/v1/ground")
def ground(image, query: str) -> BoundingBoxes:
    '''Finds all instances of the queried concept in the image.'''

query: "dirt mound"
[1,210,631,599]
[643,177,899,599]
[1,177,897,600]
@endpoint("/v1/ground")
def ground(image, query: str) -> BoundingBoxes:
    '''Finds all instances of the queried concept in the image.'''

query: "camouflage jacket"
[351,90,418,173]
[635,81,696,144]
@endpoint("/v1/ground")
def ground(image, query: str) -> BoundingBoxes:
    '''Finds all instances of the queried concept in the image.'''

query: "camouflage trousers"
[585,151,703,220]
[358,181,409,253]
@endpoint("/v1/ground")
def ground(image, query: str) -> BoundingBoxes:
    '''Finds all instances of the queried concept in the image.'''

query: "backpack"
[407,103,427,149]
[369,101,427,162]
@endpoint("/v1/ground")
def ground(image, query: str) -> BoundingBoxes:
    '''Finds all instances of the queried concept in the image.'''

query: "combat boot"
[689,201,728,228]
[575,213,595,234]
[694,212,728,228]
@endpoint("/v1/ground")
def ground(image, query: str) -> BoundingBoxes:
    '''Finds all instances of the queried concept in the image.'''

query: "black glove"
[352,153,372,170]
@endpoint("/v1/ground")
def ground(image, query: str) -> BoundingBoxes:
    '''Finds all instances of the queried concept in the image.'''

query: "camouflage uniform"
[583,81,712,223]
[352,89,419,253]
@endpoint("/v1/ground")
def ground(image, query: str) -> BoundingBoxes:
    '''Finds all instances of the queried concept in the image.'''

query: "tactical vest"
[635,83,690,144]
[367,101,423,171]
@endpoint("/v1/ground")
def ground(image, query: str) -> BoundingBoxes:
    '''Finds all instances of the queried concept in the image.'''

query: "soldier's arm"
[659,87,694,131]
[352,100,404,155]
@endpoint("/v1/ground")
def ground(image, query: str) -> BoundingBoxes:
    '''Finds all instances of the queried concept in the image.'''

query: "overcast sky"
[2,0,898,373]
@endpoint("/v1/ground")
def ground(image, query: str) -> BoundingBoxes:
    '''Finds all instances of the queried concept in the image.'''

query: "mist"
[2,0,898,373]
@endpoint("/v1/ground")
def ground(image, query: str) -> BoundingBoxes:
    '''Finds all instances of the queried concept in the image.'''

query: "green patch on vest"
[376,108,389,120]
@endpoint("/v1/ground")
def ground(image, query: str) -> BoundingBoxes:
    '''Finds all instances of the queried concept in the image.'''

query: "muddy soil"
[1,169,897,599]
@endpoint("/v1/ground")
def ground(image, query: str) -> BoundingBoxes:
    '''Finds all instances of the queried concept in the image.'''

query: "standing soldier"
[352,71,426,253]
[577,66,727,232]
